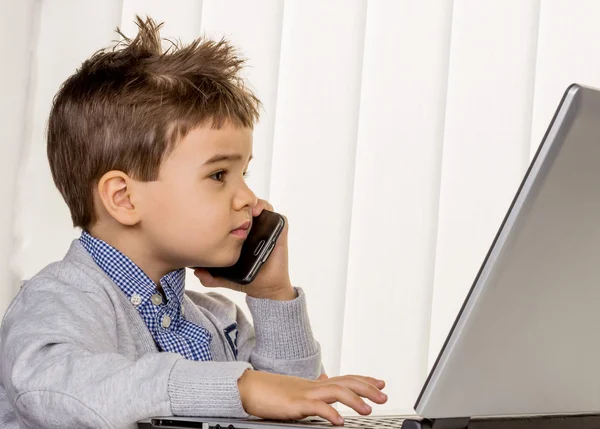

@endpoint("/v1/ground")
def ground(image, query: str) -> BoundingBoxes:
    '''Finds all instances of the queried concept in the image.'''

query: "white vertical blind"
[13,0,124,280]
[428,0,540,366]
[530,0,600,156]
[120,0,203,43]
[4,0,600,414]
[269,0,368,377]
[339,0,453,414]
[0,0,38,317]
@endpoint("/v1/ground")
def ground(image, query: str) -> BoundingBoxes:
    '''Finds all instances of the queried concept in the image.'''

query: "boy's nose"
[233,183,258,210]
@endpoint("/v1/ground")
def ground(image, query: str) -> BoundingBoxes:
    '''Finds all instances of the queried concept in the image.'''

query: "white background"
[2,0,600,415]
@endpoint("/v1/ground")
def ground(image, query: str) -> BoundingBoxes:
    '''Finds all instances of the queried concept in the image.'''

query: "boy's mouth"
[231,220,251,238]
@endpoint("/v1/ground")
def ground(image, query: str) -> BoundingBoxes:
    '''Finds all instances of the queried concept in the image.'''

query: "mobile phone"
[207,210,286,284]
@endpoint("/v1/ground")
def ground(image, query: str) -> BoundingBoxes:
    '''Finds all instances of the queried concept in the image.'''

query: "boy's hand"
[194,199,295,301]
[237,370,388,425]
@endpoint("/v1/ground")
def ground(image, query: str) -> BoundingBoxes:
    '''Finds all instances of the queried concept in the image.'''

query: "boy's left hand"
[193,199,296,301]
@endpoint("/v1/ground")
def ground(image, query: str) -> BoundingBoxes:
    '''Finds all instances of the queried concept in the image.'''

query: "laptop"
[139,84,600,429]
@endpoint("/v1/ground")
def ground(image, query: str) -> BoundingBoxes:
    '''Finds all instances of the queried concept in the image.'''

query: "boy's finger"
[315,385,371,415]
[327,377,387,405]
[194,269,242,292]
[252,200,266,217]
[300,399,344,426]
[193,268,214,285]
[345,375,386,389]
[252,199,274,217]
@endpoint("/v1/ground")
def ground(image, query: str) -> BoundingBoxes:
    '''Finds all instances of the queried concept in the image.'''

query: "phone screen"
[207,210,285,284]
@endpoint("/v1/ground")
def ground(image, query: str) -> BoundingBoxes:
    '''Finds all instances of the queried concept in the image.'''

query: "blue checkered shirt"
[80,231,213,361]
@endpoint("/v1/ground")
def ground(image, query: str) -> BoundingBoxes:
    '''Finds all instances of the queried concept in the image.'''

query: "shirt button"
[151,294,163,306]
[181,304,185,316]
[162,315,172,329]
[130,294,142,306]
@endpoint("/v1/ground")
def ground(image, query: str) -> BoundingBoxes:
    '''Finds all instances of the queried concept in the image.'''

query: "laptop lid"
[416,83,600,419]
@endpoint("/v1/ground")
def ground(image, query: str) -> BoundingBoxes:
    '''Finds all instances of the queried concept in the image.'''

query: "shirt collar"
[79,231,186,304]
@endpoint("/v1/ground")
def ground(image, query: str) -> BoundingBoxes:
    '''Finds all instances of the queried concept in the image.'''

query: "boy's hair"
[47,16,261,229]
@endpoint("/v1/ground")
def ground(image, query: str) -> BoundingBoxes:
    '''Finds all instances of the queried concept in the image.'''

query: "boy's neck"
[88,223,173,286]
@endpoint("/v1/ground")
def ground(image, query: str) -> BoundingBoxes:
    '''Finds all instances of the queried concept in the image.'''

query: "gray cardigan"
[0,240,321,429]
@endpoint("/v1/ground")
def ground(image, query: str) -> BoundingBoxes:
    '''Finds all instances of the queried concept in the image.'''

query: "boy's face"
[137,122,257,269]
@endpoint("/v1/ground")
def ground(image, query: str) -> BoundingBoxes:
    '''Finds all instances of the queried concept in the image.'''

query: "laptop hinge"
[402,417,470,429]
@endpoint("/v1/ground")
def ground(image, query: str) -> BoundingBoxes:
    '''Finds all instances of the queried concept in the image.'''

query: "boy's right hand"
[237,369,388,425]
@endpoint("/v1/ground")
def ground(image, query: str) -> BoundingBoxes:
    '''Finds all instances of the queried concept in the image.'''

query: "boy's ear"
[97,171,141,226]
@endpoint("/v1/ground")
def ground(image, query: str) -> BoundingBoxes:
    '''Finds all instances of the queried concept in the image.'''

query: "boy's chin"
[191,252,241,269]
[220,253,242,267]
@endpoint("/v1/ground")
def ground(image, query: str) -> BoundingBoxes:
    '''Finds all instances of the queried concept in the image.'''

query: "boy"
[0,17,387,429]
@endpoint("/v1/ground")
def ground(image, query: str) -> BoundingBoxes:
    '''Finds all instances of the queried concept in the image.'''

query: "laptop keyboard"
[146,415,413,429]
[296,416,407,429]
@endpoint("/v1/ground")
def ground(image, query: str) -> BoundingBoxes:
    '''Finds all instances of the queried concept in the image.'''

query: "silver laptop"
[139,84,600,429]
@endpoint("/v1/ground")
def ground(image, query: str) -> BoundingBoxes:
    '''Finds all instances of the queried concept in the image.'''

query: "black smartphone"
[207,209,286,284]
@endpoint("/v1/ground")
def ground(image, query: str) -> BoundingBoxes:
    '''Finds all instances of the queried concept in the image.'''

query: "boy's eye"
[210,170,227,182]
[210,170,250,183]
